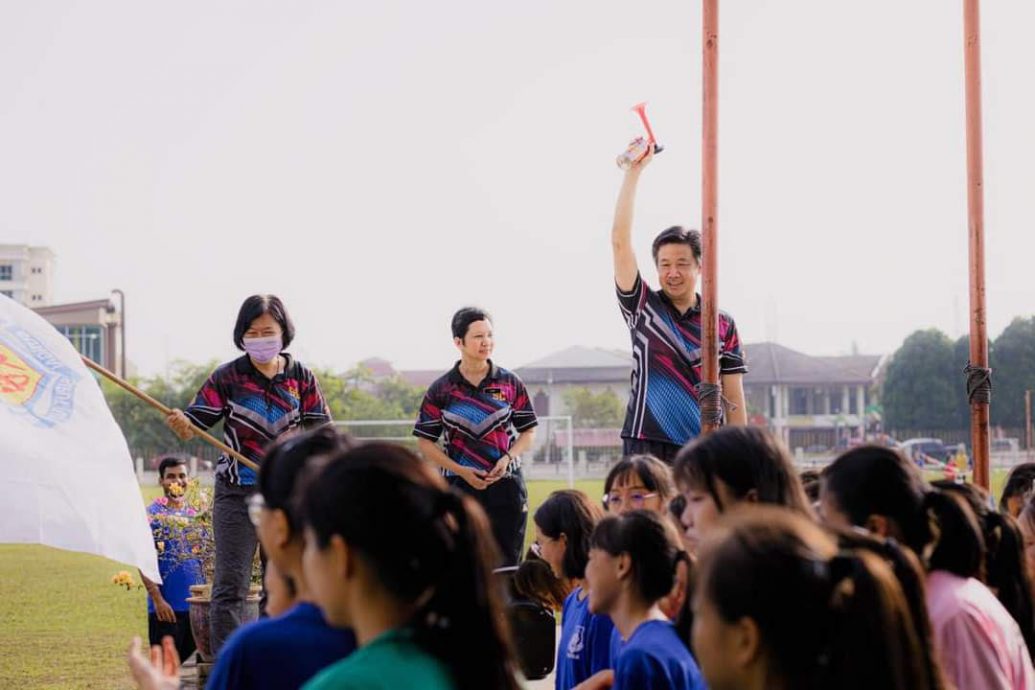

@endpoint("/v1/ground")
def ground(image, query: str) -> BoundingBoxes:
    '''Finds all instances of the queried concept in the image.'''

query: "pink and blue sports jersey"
[613,620,706,690]
[617,273,747,446]
[146,498,204,613]
[184,354,330,486]
[413,361,537,474]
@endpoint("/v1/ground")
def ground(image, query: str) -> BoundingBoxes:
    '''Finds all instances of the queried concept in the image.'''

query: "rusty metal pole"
[700,0,721,434]
[963,0,990,489]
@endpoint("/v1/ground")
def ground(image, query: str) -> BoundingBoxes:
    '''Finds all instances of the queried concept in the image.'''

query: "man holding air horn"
[611,106,748,464]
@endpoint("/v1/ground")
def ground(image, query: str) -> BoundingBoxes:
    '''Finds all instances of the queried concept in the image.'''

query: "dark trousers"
[210,479,258,656]
[623,437,684,465]
[148,611,196,662]
[448,471,528,567]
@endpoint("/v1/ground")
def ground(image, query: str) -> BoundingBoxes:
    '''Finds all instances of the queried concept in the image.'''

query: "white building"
[0,244,54,306]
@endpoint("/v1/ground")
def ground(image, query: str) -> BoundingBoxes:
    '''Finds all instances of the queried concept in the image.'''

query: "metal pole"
[112,288,126,378]
[1025,390,1032,453]
[566,416,575,489]
[963,0,990,489]
[700,0,721,434]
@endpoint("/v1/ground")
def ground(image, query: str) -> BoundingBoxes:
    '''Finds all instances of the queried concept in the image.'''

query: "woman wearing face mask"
[164,294,331,655]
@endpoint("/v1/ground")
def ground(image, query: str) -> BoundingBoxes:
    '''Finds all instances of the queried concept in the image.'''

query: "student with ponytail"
[691,507,939,690]
[933,480,1035,657]
[533,491,613,690]
[299,442,522,690]
[923,489,1035,690]
[584,510,704,690]
[821,448,1035,689]
[819,445,932,556]
[831,529,949,690]
[204,426,357,690]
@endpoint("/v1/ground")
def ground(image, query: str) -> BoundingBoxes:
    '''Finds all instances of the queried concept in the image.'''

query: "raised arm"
[612,144,654,292]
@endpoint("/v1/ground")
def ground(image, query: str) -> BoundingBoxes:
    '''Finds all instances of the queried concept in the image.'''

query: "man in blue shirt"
[140,456,205,662]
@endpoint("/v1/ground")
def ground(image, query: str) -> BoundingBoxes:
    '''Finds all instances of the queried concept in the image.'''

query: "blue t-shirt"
[610,626,623,665]
[147,499,204,613]
[613,620,705,690]
[206,602,356,690]
[556,587,615,690]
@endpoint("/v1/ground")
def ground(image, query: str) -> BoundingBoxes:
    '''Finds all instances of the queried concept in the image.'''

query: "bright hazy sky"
[2,1,1033,377]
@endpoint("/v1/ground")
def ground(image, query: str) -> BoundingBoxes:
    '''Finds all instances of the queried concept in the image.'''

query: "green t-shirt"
[302,627,456,690]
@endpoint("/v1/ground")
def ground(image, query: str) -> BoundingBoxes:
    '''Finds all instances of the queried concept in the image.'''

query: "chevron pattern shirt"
[618,272,748,446]
[184,354,331,486]
[413,361,538,474]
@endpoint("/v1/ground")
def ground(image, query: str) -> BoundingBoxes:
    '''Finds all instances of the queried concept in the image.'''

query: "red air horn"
[617,102,665,169]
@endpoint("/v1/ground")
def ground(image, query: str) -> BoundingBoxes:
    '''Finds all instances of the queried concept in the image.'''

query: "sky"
[2,1,1033,377]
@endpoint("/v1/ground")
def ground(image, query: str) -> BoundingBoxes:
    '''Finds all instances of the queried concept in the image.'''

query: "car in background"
[900,438,953,466]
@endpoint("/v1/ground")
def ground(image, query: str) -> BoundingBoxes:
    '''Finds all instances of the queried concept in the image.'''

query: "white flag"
[0,294,160,581]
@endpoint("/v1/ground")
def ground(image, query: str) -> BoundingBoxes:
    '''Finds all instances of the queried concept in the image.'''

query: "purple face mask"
[242,335,282,364]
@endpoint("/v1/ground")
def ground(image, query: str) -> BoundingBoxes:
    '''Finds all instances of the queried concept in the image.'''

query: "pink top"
[925,570,1035,690]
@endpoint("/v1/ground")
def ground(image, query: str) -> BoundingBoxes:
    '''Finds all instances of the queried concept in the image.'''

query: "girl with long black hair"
[299,442,522,690]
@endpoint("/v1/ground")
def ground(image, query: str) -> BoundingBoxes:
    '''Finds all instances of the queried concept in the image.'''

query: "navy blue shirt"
[613,620,705,690]
[556,587,615,690]
[206,602,356,690]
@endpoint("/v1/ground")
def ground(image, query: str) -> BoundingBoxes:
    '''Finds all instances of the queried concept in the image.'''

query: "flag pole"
[963,0,990,489]
[700,0,722,434]
[82,357,259,472]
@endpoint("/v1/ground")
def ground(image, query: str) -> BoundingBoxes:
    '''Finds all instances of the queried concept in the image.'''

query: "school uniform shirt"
[556,587,615,690]
[184,354,330,485]
[612,620,706,690]
[205,602,356,690]
[617,272,747,447]
[303,627,456,690]
[926,570,1035,690]
[413,361,537,476]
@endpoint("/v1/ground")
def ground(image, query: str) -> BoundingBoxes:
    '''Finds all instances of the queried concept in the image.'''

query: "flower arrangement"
[111,570,138,590]
[112,477,262,589]
[150,477,215,581]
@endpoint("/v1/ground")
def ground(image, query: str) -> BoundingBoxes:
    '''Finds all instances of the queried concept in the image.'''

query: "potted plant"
[153,479,262,662]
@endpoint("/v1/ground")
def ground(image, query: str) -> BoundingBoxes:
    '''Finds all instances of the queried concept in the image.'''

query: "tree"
[990,317,1035,428]
[101,360,222,463]
[563,387,625,428]
[882,329,958,430]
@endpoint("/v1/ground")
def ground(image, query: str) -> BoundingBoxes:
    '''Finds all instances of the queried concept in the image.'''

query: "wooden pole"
[83,356,259,472]
[963,0,990,489]
[700,0,721,434]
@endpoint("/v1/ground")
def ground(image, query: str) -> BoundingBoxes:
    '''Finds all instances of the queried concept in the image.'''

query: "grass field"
[0,480,602,689]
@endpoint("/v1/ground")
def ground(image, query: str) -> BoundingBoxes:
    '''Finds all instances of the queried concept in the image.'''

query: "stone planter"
[187,583,262,662]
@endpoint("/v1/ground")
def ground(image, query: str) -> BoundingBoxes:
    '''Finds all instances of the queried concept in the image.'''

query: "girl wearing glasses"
[603,455,676,516]
[533,491,613,690]
[603,455,689,626]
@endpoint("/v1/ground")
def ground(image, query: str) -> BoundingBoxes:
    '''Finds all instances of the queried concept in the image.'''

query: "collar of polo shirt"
[448,359,499,387]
